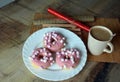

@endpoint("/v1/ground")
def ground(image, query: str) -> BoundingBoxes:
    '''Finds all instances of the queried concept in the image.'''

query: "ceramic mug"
[88,26,115,56]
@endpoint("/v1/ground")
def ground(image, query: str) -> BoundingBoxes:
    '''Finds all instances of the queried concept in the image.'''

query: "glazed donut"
[29,48,54,69]
[56,48,80,69]
[43,31,66,52]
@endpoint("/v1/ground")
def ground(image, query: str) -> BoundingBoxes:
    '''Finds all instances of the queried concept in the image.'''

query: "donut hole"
[36,55,43,60]
[51,38,55,42]
[64,55,70,60]
[51,38,56,44]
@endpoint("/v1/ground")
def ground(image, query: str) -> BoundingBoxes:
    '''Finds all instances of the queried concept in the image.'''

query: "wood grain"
[52,0,120,17]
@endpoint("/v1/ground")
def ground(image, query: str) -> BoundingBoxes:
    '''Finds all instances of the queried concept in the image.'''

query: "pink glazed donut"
[43,32,66,52]
[56,48,80,69]
[29,48,54,69]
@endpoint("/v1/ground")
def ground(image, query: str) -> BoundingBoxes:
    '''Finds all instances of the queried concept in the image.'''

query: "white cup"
[88,26,115,56]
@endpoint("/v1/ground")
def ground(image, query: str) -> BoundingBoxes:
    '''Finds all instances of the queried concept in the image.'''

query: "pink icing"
[44,32,66,52]
[56,48,80,69]
[29,48,54,69]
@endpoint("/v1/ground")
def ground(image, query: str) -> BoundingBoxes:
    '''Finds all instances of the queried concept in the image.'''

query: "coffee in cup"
[88,26,115,55]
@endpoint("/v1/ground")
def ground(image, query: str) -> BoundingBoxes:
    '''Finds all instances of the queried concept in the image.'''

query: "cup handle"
[103,42,114,53]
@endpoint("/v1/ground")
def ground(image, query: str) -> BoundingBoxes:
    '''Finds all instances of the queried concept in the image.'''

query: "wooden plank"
[30,23,82,37]
[69,0,110,14]
[0,4,34,25]
[0,15,28,52]
[17,0,56,12]
[56,0,120,17]
[99,0,120,17]
[17,0,120,17]
[56,1,95,16]
[33,14,95,25]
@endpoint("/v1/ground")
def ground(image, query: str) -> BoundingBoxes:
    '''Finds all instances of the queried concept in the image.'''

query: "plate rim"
[22,27,87,81]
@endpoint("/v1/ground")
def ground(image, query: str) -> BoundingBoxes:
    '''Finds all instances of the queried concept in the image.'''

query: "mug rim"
[90,25,113,42]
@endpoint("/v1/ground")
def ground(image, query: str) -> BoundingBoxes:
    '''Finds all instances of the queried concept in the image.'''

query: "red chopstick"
[47,8,90,32]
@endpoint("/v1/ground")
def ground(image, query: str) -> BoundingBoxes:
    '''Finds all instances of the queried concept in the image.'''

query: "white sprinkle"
[67,50,70,53]
[29,57,33,60]
[46,33,49,36]
[48,39,51,42]
[52,42,55,45]
[61,48,66,51]
[36,50,39,53]
[54,34,57,37]
[56,52,60,55]
[40,59,43,62]
[61,51,64,54]
[65,59,68,61]
[44,52,47,56]
[66,56,69,59]
[74,49,77,51]
[43,56,46,59]
[71,60,75,64]
[61,58,64,62]
[47,45,51,48]
[50,63,53,65]
[60,40,63,43]
[70,56,74,59]
[70,57,75,64]
[52,61,55,63]
[63,43,66,46]
[62,37,65,40]
[76,51,80,57]
[48,53,51,56]
[32,55,35,58]
[34,52,38,55]
[40,49,43,52]
[43,48,46,51]
[46,57,48,60]
[45,37,48,40]
[63,65,66,69]
[69,51,72,54]
[57,55,60,57]
[72,52,75,55]
[43,59,47,63]
[77,54,80,58]
[68,51,70,53]
[65,52,68,55]
[43,56,48,60]
[71,59,75,64]
[49,57,53,61]
[52,36,57,41]
[76,51,79,54]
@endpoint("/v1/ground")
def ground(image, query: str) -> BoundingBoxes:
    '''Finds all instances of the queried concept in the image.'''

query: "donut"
[29,48,54,69]
[56,48,80,69]
[43,31,66,52]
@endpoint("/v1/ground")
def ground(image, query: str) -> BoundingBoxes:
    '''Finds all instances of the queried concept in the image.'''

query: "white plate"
[22,27,87,81]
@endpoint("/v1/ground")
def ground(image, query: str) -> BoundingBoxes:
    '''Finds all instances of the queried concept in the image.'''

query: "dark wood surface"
[49,0,120,17]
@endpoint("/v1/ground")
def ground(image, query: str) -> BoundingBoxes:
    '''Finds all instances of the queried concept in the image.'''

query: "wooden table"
[30,13,120,63]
